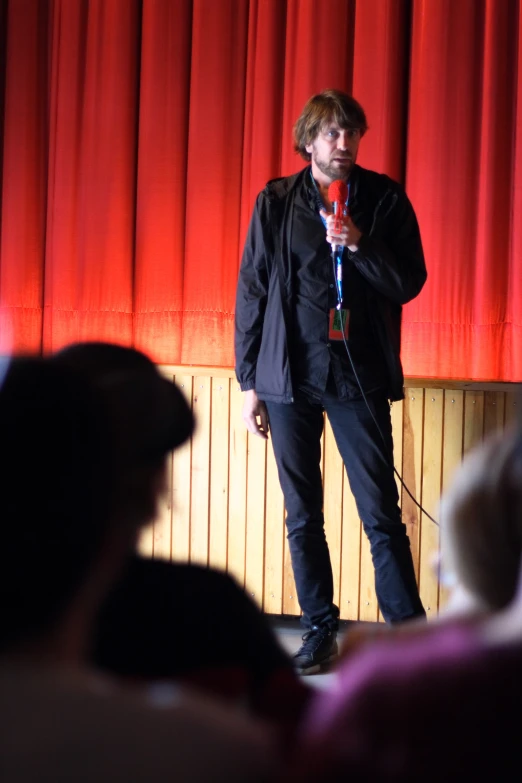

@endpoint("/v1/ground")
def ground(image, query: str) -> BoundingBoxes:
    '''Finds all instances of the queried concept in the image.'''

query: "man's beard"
[312,149,354,181]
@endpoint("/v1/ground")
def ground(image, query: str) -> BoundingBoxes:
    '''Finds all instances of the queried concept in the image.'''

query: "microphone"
[327,179,348,252]
[327,180,348,309]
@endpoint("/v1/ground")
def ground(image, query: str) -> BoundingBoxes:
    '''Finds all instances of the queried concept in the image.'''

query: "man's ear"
[305,143,313,155]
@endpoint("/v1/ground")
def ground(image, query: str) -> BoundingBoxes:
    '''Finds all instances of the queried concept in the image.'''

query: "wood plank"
[401,388,424,581]
[402,379,520,391]
[264,441,285,614]
[483,390,505,437]
[161,365,236,379]
[208,378,230,572]
[282,534,299,617]
[171,375,193,561]
[227,382,247,587]
[323,415,344,608]
[463,390,484,454]
[441,391,464,490]
[439,390,464,609]
[245,431,267,608]
[359,532,378,621]
[190,376,211,566]
[159,366,520,393]
[151,366,175,560]
[152,451,173,561]
[391,399,404,502]
[340,471,361,621]
[504,390,519,428]
[419,389,443,617]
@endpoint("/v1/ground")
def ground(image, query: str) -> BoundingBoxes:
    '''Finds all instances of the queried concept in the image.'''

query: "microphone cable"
[330,251,439,527]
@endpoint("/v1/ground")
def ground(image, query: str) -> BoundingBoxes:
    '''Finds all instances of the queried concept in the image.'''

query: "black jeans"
[266,390,425,628]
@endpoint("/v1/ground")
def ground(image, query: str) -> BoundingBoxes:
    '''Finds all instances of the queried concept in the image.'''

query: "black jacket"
[234,165,427,403]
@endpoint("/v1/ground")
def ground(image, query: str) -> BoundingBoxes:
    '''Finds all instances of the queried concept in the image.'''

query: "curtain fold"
[404,0,520,380]
[0,0,521,381]
[180,0,249,366]
[43,0,140,352]
[0,0,49,352]
[134,0,192,363]
[352,0,410,181]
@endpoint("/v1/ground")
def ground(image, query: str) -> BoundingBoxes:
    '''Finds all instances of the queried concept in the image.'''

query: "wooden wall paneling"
[439,389,464,608]
[282,538,299,616]
[358,529,378,621]
[148,369,175,559]
[483,390,505,437]
[208,377,230,572]
[228,382,247,587]
[170,374,193,561]
[245,431,267,608]
[151,368,519,621]
[340,469,361,620]
[323,416,344,609]
[441,391,464,491]
[504,390,519,427]
[152,451,173,560]
[463,390,484,454]
[391,399,404,505]
[419,389,443,616]
[190,376,211,565]
[401,388,424,581]
[264,442,285,614]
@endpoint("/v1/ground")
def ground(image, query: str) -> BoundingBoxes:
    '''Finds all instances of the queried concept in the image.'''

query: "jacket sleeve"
[234,193,270,391]
[349,187,427,305]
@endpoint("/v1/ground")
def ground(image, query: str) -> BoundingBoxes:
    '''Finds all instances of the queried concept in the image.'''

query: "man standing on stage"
[234,90,426,675]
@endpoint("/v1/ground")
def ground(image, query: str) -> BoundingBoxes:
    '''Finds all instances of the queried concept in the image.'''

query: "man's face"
[306,121,361,183]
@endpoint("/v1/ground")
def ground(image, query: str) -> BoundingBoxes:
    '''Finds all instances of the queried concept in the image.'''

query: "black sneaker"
[292,626,338,675]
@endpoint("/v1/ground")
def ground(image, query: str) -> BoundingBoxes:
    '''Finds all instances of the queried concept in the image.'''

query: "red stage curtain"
[0,0,520,381]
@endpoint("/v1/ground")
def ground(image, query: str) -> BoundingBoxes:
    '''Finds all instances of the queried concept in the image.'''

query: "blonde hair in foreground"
[440,428,522,611]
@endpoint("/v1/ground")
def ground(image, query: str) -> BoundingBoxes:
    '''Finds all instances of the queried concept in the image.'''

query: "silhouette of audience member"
[94,556,309,725]
[439,427,522,614]
[0,353,275,782]
[284,427,522,782]
[52,342,309,729]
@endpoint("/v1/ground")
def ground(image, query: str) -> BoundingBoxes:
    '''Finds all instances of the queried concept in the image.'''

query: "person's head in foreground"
[0,345,194,662]
[440,427,522,613]
[53,342,194,533]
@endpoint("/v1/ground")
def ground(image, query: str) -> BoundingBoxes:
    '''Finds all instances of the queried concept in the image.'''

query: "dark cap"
[52,343,195,463]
